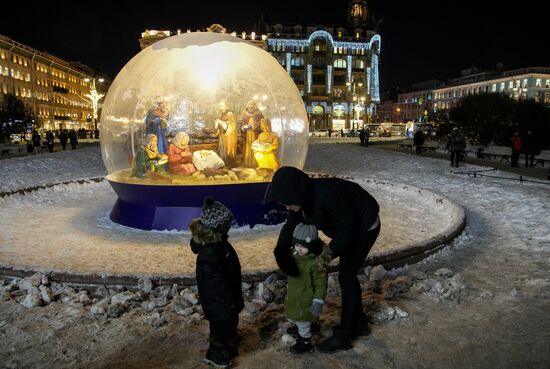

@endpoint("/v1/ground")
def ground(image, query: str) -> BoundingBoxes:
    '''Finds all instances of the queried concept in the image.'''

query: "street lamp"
[84,77,105,132]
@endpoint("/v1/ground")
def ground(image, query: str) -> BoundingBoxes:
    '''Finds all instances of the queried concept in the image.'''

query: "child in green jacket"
[284,223,328,353]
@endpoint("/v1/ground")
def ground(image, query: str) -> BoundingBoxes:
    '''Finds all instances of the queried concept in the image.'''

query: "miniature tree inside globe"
[99,32,309,230]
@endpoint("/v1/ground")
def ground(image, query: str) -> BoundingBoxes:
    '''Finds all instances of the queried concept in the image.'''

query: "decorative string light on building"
[286,53,292,74]
[327,65,333,94]
[347,55,353,88]
[307,64,312,94]
[370,54,380,102]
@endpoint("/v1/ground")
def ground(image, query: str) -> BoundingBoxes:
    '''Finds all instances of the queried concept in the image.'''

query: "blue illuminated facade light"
[347,55,353,89]
[307,64,312,93]
[371,54,380,102]
[286,53,292,74]
[327,65,333,93]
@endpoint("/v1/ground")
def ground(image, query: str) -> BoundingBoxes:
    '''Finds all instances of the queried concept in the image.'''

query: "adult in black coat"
[270,166,381,352]
[190,197,244,367]
[413,128,425,155]
[59,130,68,150]
[522,130,540,168]
[68,129,78,150]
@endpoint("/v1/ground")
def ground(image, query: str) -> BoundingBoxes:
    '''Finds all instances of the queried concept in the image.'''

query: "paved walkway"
[308,136,550,181]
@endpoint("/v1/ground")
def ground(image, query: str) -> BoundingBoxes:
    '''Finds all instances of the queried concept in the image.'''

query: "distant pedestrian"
[59,130,68,150]
[45,130,55,153]
[359,129,366,147]
[364,127,370,147]
[522,130,540,168]
[510,131,522,168]
[413,128,425,155]
[32,131,41,154]
[189,197,243,369]
[446,127,466,167]
[68,129,78,150]
[26,139,34,154]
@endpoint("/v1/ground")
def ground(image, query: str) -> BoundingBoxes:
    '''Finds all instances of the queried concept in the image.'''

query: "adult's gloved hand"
[319,245,333,265]
[310,298,324,318]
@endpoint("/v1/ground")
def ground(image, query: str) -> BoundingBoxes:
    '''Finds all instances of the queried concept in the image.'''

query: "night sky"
[1,0,547,91]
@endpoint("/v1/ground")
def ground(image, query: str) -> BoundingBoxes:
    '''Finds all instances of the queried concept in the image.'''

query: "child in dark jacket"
[284,223,328,354]
[190,196,244,369]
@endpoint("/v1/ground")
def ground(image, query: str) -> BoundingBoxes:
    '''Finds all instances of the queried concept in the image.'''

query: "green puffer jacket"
[284,252,328,322]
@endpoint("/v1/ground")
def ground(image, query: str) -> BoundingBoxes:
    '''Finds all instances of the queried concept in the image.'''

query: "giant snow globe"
[100,32,309,230]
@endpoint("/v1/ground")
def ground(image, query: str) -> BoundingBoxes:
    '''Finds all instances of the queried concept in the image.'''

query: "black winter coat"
[270,166,380,276]
[413,130,425,146]
[190,221,244,322]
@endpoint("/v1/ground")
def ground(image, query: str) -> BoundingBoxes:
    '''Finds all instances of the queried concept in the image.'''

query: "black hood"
[270,166,312,206]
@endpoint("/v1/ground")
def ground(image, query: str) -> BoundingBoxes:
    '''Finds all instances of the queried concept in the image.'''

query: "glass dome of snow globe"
[99,32,309,230]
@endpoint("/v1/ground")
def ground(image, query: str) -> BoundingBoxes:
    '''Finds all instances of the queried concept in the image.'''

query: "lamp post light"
[396,106,401,123]
[346,79,363,131]
[84,77,105,132]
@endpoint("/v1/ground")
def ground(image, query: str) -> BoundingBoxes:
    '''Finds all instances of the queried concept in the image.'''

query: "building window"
[536,78,542,87]
[291,57,304,67]
[509,81,513,89]
[492,84,496,92]
[0,50,5,59]
[500,82,505,91]
[333,59,347,69]
[546,79,550,88]
[352,59,364,69]
[522,79,527,88]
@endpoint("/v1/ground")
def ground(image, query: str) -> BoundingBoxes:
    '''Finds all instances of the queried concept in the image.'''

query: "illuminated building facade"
[0,34,110,131]
[265,0,380,132]
[432,67,550,111]
[385,67,550,125]
[138,0,381,132]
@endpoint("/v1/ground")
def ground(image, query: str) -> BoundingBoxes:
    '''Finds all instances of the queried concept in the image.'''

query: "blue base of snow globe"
[107,179,286,231]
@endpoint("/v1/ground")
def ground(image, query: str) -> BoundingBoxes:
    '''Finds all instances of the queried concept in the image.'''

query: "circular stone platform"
[0,175,465,286]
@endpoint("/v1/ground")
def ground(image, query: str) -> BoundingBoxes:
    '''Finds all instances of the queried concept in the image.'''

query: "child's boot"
[289,334,313,354]
[203,338,232,368]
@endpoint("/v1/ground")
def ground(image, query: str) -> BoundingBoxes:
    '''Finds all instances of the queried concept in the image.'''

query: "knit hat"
[292,223,322,255]
[200,196,234,235]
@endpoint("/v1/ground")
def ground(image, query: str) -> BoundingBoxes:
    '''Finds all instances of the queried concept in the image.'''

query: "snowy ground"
[1,142,549,369]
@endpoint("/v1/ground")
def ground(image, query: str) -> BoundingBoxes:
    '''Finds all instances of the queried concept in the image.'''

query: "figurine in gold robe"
[252,118,279,170]
[215,101,238,167]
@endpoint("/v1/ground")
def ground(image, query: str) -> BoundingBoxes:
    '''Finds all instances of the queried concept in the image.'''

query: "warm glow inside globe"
[100,32,308,185]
